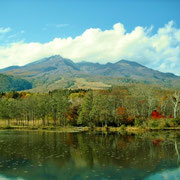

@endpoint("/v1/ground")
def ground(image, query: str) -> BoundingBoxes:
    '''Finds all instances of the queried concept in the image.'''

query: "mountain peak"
[116,59,145,68]
[25,55,63,66]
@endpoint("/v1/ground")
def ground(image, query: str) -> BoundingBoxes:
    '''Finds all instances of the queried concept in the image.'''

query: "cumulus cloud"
[0,27,11,33]
[0,21,180,75]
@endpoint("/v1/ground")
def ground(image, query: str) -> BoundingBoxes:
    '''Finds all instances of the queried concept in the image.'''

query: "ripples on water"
[0,130,180,180]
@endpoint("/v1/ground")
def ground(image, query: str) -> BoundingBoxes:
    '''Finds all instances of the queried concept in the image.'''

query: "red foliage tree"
[151,110,164,119]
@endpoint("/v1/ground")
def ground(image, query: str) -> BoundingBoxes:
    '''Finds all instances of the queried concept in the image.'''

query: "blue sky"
[0,0,179,43]
[0,0,180,74]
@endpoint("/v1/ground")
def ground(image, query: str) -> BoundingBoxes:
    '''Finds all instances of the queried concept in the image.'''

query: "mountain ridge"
[0,55,178,78]
[0,55,179,91]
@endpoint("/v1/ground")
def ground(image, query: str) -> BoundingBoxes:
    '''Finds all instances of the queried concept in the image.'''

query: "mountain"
[1,55,80,77]
[77,60,177,79]
[0,55,179,91]
[0,74,32,92]
[0,66,21,72]
[0,55,83,89]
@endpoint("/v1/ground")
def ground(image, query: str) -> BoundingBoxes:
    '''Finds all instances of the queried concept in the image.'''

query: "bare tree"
[172,91,180,118]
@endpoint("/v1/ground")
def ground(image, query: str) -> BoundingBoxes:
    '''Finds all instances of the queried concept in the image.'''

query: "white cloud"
[0,21,180,75]
[0,27,11,33]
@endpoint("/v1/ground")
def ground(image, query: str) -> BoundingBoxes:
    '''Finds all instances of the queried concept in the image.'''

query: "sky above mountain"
[0,0,180,75]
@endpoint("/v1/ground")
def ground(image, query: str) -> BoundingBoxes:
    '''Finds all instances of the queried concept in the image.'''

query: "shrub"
[172,118,180,126]
[134,118,144,127]
[150,121,159,128]
[119,124,126,131]
[164,121,171,127]
[159,120,171,128]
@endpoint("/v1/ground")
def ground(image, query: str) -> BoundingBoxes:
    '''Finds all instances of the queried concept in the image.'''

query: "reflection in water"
[0,131,180,180]
[145,167,180,180]
[175,141,180,166]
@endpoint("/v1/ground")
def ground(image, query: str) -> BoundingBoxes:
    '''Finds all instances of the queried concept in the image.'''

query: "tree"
[57,91,70,126]
[90,94,103,126]
[78,91,93,126]
[21,94,39,126]
[172,91,180,118]
[37,95,51,125]
[0,98,15,126]
[50,90,70,126]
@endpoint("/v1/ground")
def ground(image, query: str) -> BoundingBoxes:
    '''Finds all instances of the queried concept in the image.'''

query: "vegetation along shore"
[0,84,180,132]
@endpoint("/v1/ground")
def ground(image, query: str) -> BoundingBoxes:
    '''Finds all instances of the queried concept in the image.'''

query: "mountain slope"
[1,55,80,77]
[77,60,177,79]
[0,55,179,91]
[0,55,83,87]
[1,55,178,80]
[0,66,21,72]
[0,74,32,92]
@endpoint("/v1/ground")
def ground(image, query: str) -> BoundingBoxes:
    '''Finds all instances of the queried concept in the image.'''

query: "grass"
[71,78,111,89]
[0,125,90,133]
[1,118,180,133]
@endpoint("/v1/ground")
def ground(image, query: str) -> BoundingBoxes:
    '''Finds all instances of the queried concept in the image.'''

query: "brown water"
[0,130,180,180]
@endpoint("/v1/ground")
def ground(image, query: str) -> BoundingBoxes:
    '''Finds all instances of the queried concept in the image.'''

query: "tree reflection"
[0,131,179,180]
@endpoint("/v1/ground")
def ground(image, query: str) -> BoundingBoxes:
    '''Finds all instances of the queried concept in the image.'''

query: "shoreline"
[0,126,89,133]
[1,126,180,133]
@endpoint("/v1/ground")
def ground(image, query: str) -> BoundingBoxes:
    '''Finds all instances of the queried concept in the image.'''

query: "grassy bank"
[1,117,180,133]
[1,124,180,133]
[94,126,180,133]
[0,125,90,133]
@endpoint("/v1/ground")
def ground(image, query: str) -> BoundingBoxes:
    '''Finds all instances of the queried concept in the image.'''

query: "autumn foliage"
[151,110,164,119]
[117,107,126,115]
[117,107,134,125]
[0,85,179,128]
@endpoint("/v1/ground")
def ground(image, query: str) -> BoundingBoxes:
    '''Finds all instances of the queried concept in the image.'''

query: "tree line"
[0,84,179,127]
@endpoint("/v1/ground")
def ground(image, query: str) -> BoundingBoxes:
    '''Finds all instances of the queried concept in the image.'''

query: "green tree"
[37,94,51,126]
[78,91,93,126]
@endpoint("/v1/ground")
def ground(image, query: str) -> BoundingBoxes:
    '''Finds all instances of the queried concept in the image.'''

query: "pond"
[0,130,180,180]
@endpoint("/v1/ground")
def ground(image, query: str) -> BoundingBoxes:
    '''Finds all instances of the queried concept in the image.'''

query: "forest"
[0,84,180,129]
[0,74,32,92]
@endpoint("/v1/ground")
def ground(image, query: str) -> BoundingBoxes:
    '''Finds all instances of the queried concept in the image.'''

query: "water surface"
[0,130,180,180]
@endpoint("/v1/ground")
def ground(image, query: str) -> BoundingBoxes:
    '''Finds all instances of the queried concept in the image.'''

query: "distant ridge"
[0,65,21,72]
[0,55,179,91]
[0,55,178,79]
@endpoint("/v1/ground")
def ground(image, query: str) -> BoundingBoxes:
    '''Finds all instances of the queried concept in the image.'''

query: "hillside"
[0,55,180,91]
[0,74,33,92]
[77,60,177,79]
